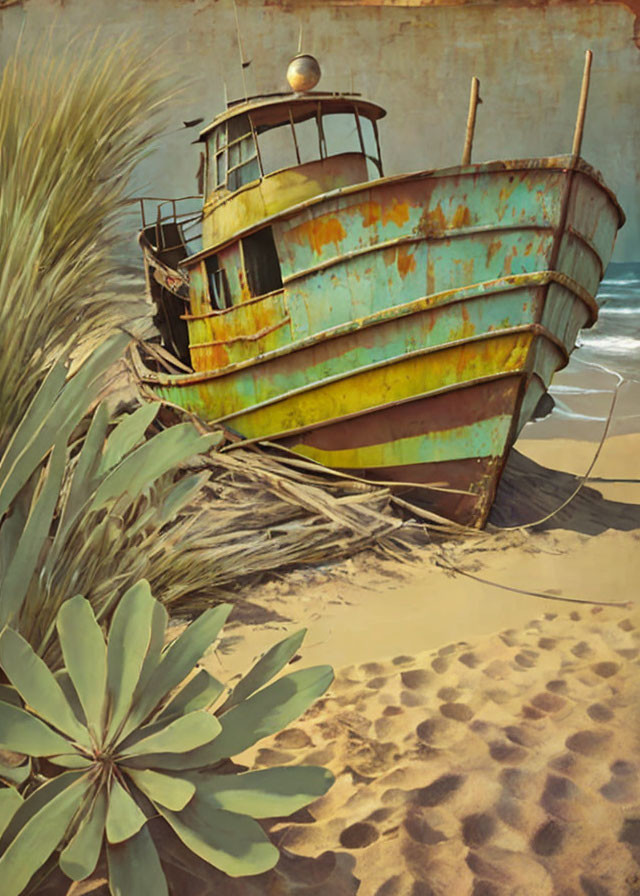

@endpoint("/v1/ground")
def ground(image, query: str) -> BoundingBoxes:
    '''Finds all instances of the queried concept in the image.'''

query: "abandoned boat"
[135,52,625,527]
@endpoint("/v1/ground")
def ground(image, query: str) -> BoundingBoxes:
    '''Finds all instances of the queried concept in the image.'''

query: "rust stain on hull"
[291,216,347,255]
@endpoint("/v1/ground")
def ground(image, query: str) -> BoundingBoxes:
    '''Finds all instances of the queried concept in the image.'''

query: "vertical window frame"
[204,254,231,310]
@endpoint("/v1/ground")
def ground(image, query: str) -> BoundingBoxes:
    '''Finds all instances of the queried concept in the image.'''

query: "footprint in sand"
[240,606,640,896]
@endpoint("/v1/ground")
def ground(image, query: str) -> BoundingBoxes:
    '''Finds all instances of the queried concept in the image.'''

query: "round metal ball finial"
[287,54,321,93]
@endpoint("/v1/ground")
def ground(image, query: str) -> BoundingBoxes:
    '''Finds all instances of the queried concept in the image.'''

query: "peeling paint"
[361,201,382,228]
[451,204,471,229]
[418,203,447,238]
[486,239,502,265]
[382,199,410,228]
[396,245,417,278]
[296,216,347,255]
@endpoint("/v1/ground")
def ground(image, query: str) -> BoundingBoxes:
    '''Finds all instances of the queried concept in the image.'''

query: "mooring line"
[434,555,629,608]
[496,366,625,531]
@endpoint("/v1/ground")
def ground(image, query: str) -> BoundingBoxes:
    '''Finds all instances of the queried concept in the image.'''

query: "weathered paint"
[202,154,368,248]
[220,332,534,437]
[141,155,621,526]
[186,290,291,370]
[290,415,514,468]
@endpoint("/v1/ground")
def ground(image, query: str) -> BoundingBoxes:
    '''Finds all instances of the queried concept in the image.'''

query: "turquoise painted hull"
[139,157,624,526]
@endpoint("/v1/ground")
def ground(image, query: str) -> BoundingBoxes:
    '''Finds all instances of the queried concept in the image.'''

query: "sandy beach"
[187,429,640,896]
[210,431,640,671]
[63,337,640,896]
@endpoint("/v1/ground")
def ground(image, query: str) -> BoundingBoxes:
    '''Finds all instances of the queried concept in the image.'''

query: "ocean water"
[523,262,640,439]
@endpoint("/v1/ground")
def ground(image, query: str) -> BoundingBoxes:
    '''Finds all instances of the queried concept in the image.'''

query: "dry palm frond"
[78,361,473,615]
[0,35,168,450]
[126,425,473,613]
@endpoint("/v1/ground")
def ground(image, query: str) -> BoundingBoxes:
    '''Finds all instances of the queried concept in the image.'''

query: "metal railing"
[135,195,204,257]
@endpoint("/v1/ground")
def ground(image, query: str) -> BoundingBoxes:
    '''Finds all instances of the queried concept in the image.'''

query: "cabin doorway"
[242,228,283,298]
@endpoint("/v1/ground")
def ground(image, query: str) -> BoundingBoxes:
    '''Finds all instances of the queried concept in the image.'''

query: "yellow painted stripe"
[229,332,532,439]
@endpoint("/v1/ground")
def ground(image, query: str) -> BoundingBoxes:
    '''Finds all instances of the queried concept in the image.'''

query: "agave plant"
[0,581,333,895]
[0,333,222,664]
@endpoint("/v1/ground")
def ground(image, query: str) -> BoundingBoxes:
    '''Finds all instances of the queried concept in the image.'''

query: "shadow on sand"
[490,449,640,535]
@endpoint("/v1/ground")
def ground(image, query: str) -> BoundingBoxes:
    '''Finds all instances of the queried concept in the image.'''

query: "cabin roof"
[198,92,387,142]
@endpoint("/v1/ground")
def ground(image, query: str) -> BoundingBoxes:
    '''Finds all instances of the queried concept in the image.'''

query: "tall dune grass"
[0,36,167,447]
[0,35,427,652]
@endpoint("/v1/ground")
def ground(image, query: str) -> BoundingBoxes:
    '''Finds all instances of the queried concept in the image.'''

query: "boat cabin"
[188,92,386,312]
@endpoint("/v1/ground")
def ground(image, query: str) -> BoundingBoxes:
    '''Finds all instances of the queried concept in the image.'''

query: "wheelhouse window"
[292,115,320,164]
[255,124,298,177]
[207,113,260,194]
[321,112,361,157]
[357,113,383,179]
[242,228,283,298]
[254,103,383,179]
[205,101,383,193]
[204,254,231,309]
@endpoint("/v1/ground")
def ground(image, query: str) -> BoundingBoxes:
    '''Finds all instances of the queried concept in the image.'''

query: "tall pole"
[462,76,481,165]
[572,49,593,158]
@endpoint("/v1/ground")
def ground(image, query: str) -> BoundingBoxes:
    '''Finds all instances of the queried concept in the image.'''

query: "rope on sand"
[433,554,630,608]
[496,365,625,531]
[439,362,630,606]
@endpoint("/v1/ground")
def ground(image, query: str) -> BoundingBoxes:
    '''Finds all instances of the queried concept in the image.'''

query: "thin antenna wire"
[298,22,303,54]
[232,0,248,99]
[223,80,229,107]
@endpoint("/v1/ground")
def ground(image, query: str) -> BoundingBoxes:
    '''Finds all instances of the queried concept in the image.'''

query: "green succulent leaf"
[89,424,218,511]
[59,787,107,881]
[57,596,107,739]
[0,684,21,706]
[157,472,208,527]
[106,823,168,896]
[155,669,225,724]
[0,770,91,896]
[0,628,90,747]
[158,797,278,878]
[0,787,22,839]
[57,401,109,528]
[0,506,26,586]
[191,766,334,819]
[217,628,307,714]
[105,779,147,845]
[0,357,67,497]
[55,670,88,726]
[0,334,128,520]
[105,580,156,743]
[0,701,73,757]
[0,439,67,627]
[124,603,232,737]
[48,402,109,566]
[0,771,85,852]
[48,753,94,769]
[99,403,159,474]
[0,757,31,787]
[119,710,221,758]
[126,769,195,811]
[206,666,334,763]
[130,599,168,704]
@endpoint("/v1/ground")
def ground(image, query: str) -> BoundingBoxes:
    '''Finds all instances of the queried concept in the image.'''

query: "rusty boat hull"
[137,156,624,527]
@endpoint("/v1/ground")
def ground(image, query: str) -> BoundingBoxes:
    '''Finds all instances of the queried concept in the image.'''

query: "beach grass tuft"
[0,35,167,447]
